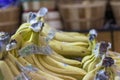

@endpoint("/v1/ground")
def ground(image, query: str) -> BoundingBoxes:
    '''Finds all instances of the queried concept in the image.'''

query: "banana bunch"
[18,27,87,80]
[17,7,98,58]
[1,7,120,80]
[3,13,87,80]
[40,14,97,58]
[82,41,111,72]
[82,56,115,80]
[6,43,86,80]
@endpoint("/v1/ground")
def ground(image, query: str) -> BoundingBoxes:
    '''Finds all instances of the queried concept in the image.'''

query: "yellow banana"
[7,52,55,80]
[49,40,91,58]
[50,40,88,47]
[10,33,23,49]
[0,61,14,80]
[82,54,94,64]
[33,55,77,80]
[4,57,20,77]
[18,55,63,80]
[41,23,89,42]
[87,56,101,72]
[7,52,19,65]
[82,66,102,80]
[10,27,33,49]
[26,71,49,80]
[15,23,31,33]
[38,55,86,79]
[50,52,82,67]
[23,55,36,66]
[82,55,95,71]
[42,55,82,72]
[31,55,64,80]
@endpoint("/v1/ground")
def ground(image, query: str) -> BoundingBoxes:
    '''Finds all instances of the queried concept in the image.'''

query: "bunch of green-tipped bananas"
[0,7,120,80]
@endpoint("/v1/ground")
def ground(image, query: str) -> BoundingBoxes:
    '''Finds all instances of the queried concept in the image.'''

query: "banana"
[7,52,19,66]
[41,23,89,42]
[0,61,14,80]
[23,55,36,66]
[15,23,31,33]
[10,33,23,49]
[82,54,95,71]
[4,57,20,77]
[50,52,82,67]
[16,56,51,80]
[17,58,59,80]
[28,31,40,45]
[82,54,94,64]
[38,55,86,79]
[42,55,82,72]
[49,39,91,58]
[7,52,55,80]
[82,66,102,80]
[0,68,4,80]
[82,40,96,64]
[87,56,101,72]
[33,55,77,80]
[31,55,64,80]
[50,40,89,47]
[10,28,33,49]
[27,71,48,80]
[18,55,63,80]
[10,25,63,80]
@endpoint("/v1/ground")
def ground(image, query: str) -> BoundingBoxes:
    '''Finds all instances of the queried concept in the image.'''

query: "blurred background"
[0,0,120,52]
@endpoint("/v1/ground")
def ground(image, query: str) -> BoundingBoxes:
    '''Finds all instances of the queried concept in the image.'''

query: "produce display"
[0,7,120,80]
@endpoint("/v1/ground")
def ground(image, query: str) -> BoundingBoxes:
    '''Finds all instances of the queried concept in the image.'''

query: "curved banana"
[38,55,86,79]
[82,66,102,80]
[7,52,56,80]
[82,55,95,71]
[27,71,49,80]
[49,40,91,58]
[50,40,88,47]
[31,55,64,80]
[4,58,20,77]
[16,23,31,33]
[23,55,36,66]
[41,23,89,42]
[10,27,33,48]
[50,52,82,67]
[0,61,14,80]
[87,56,101,72]
[42,55,82,72]
[82,54,94,64]
[34,55,77,80]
